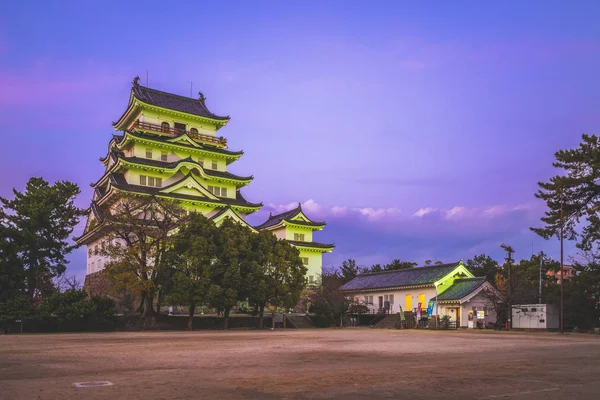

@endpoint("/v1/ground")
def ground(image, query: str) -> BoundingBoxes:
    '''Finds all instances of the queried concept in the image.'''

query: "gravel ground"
[1,329,599,399]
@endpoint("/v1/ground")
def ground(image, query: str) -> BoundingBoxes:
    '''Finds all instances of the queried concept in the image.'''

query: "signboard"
[416,302,422,319]
[427,300,435,317]
[477,310,485,319]
[398,306,405,321]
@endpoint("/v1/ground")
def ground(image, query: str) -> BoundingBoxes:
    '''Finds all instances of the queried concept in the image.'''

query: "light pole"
[434,282,442,329]
[538,252,543,304]
[501,244,514,329]
[559,196,565,334]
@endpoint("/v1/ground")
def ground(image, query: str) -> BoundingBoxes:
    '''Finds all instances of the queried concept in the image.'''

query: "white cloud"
[414,207,436,217]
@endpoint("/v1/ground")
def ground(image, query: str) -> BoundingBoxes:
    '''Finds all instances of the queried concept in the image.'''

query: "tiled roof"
[119,155,252,181]
[340,262,461,292]
[123,131,243,157]
[285,240,335,249]
[436,277,486,301]
[132,82,229,121]
[254,204,325,230]
[105,173,261,209]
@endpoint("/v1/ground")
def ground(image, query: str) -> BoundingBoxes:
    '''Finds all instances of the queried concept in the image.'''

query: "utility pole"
[538,252,543,304]
[501,244,514,329]
[559,196,565,334]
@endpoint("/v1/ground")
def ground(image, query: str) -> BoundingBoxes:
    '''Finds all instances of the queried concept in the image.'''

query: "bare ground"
[1,329,599,399]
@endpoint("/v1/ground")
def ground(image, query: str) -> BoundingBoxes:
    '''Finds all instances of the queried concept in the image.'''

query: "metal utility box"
[512,304,559,329]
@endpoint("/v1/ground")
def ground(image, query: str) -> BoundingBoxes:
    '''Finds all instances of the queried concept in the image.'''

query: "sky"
[1,1,599,278]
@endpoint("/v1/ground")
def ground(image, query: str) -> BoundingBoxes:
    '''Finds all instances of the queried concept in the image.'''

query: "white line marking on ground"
[73,381,114,388]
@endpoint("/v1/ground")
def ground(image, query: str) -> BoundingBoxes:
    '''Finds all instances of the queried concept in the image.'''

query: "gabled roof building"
[341,261,501,328]
[78,78,333,283]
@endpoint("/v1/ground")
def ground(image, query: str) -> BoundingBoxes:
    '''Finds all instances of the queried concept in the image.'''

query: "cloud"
[414,207,436,217]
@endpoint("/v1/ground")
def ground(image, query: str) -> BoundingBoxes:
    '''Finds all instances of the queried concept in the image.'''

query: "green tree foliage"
[0,177,84,300]
[100,195,183,325]
[532,134,600,251]
[466,254,501,283]
[244,230,307,328]
[208,219,253,330]
[163,212,219,330]
[384,259,417,270]
[339,259,362,282]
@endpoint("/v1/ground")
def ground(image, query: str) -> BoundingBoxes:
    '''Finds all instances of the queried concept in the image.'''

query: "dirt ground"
[1,329,599,400]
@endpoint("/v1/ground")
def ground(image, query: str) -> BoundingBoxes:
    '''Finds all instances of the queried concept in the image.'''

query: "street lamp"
[435,282,443,329]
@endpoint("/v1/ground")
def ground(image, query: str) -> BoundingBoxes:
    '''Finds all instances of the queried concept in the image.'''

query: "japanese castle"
[77,77,333,284]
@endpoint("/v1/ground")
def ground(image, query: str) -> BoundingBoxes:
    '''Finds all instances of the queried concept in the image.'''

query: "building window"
[211,161,218,170]
[221,188,227,197]
[389,294,394,304]
[418,293,425,308]
[190,127,198,134]
[405,294,412,311]
[161,122,170,133]
[364,296,369,305]
[155,177,162,187]
[148,176,155,187]
[174,122,186,134]
[198,159,204,167]
[140,175,147,186]
[294,233,305,241]
[309,275,314,283]
[146,149,152,159]
[301,257,309,265]
[369,296,373,305]
[161,152,168,161]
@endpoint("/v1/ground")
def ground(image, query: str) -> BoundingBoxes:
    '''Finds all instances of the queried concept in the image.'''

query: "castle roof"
[435,277,486,301]
[254,204,325,230]
[131,78,230,121]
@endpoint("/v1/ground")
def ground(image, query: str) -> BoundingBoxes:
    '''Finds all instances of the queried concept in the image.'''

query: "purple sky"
[1,1,599,278]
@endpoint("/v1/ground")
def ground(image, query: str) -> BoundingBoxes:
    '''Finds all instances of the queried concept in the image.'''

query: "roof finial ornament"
[298,202,302,209]
[269,212,272,217]
[198,91,206,104]
[132,76,140,87]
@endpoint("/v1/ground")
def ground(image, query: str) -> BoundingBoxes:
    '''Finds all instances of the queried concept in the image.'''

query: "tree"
[208,218,252,329]
[384,259,417,270]
[0,178,84,301]
[339,259,362,283]
[163,212,219,330]
[308,268,354,327]
[532,134,600,252]
[245,231,307,328]
[466,254,500,284]
[100,195,183,325]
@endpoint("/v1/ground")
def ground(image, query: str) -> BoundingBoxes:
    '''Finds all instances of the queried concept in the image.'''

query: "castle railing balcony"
[133,120,227,147]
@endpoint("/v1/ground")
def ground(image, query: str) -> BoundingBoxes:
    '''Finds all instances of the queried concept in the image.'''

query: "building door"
[456,307,461,326]
[378,296,383,311]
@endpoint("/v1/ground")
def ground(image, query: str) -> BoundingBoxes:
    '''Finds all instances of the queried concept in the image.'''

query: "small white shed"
[512,304,559,329]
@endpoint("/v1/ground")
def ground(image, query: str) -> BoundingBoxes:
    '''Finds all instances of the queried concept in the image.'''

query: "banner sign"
[398,305,405,321]
[417,302,422,319]
[427,300,435,317]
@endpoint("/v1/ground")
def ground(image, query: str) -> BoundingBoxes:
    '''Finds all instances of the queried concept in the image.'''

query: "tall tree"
[532,134,600,251]
[339,259,362,283]
[245,231,307,328]
[163,212,219,330]
[208,218,252,329]
[100,195,183,325]
[0,177,84,300]
[466,254,500,283]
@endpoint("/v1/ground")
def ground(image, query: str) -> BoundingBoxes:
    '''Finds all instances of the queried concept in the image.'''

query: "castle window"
[155,178,162,187]
[146,149,152,159]
[221,188,227,197]
[198,159,204,167]
[302,257,309,265]
[174,122,186,134]
[294,233,305,242]
[161,152,168,161]
[140,175,147,186]
[211,161,218,170]
[161,122,170,133]
[309,275,314,283]
[148,176,155,187]
[190,127,198,134]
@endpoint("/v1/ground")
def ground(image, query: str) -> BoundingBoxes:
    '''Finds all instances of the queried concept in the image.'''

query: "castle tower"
[254,204,334,283]
[77,77,261,275]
